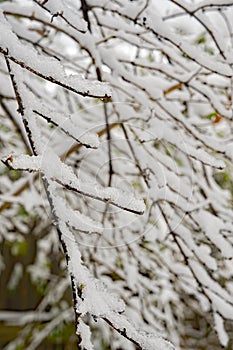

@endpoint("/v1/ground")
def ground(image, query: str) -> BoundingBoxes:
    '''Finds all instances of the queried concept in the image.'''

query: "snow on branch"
[2,152,145,215]
[32,109,100,149]
[33,0,88,33]
[170,0,233,14]
[0,10,111,99]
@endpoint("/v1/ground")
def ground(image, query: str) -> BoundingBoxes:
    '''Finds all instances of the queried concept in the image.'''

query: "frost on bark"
[0,1,233,349]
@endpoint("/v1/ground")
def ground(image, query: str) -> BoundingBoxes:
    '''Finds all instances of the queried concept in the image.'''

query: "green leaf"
[195,36,206,44]
[11,241,28,256]
[202,111,217,120]
[17,205,29,217]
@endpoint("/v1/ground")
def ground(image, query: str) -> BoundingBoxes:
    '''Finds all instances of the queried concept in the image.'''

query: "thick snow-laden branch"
[0,10,111,99]
[2,152,145,215]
